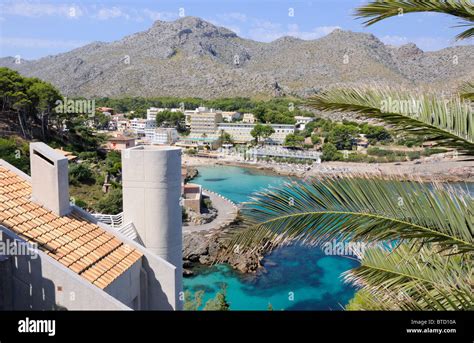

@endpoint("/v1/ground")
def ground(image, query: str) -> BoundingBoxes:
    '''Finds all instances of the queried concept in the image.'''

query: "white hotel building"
[145,128,179,145]
[130,118,156,136]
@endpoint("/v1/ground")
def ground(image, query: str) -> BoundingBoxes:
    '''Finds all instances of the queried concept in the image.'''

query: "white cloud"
[288,24,341,40]
[0,1,84,19]
[142,10,177,22]
[381,35,410,46]
[0,1,176,22]
[0,36,88,49]
[92,7,178,22]
[96,7,127,20]
[217,12,248,23]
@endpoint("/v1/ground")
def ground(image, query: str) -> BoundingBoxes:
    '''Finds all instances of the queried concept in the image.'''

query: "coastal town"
[0,3,472,339]
[99,104,472,182]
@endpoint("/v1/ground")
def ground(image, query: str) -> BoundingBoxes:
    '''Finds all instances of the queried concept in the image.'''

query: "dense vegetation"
[0,67,106,153]
[0,67,122,213]
[154,110,186,132]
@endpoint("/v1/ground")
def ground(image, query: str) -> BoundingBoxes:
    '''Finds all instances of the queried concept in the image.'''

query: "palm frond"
[306,87,474,155]
[226,176,474,255]
[455,26,474,40]
[459,81,474,100]
[344,244,474,310]
[345,289,399,310]
[355,0,474,40]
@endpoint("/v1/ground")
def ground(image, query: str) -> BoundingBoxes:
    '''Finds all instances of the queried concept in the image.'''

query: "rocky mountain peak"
[2,16,472,99]
[150,16,237,39]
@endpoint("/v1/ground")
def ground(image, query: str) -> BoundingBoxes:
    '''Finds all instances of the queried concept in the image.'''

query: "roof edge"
[0,159,31,182]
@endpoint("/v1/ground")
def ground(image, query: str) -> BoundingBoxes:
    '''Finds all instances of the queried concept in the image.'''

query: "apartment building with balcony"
[294,116,315,130]
[130,118,156,136]
[189,108,223,137]
[242,113,256,123]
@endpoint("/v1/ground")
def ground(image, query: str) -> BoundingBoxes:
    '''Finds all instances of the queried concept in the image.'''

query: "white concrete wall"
[1,227,130,311]
[104,259,142,310]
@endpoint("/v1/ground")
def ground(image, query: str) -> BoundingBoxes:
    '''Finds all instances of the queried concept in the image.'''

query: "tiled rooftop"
[0,166,143,289]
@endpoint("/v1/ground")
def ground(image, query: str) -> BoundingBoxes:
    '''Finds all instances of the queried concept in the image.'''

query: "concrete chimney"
[30,143,71,216]
[121,146,182,272]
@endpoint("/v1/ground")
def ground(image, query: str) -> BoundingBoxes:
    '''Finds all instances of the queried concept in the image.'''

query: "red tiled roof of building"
[0,166,142,289]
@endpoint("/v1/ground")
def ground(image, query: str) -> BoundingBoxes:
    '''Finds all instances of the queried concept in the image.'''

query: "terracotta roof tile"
[0,165,143,289]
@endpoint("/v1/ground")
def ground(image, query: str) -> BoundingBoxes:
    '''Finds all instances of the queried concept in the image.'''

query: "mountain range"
[1,16,473,99]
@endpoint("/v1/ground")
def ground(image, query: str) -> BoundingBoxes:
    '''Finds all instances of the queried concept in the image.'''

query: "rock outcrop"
[183,229,268,274]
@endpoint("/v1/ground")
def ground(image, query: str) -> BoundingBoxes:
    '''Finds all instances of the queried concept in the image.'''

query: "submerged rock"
[183,269,194,277]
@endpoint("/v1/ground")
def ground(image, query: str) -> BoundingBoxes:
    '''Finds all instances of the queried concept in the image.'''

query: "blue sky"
[0,0,472,59]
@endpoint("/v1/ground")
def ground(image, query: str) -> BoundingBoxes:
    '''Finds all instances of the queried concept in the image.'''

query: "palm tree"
[225,1,474,310]
[306,87,474,156]
[307,0,473,154]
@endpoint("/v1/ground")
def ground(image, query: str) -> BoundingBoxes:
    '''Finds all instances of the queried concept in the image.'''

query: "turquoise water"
[184,165,359,310]
[185,245,358,310]
[191,165,293,203]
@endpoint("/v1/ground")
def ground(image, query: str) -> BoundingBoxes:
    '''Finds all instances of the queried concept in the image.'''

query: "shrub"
[0,137,30,174]
[310,134,321,145]
[203,198,213,209]
[78,151,98,161]
[69,163,95,184]
[73,198,89,209]
[322,143,341,161]
[407,151,421,160]
[95,188,122,214]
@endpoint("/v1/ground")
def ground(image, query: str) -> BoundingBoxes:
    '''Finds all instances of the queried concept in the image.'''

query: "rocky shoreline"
[182,166,265,275]
[183,155,474,183]
[183,224,270,276]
